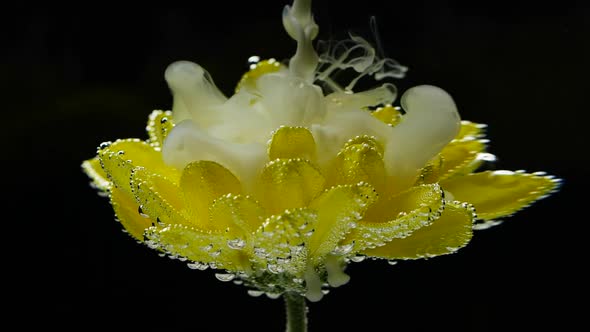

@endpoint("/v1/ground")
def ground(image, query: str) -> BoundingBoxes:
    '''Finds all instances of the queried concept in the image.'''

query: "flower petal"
[131,168,191,227]
[81,157,110,192]
[111,187,154,241]
[145,224,250,272]
[456,120,487,140]
[327,136,386,193]
[146,110,175,149]
[344,184,445,252]
[251,208,316,276]
[235,58,284,93]
[363,201,475,260]
[268,126,317,161]
[438,139,488,181]
[441,170,561,220]
[307,182,377,264]
[259,158,325,214]
[371,104,402,127]
[164,61,227,124]
[179,161,242,227]
[384,85,461,191]
[99,139,178,195]
[162,120,266,189]
[415,155,444,185]
[209,193,266,236]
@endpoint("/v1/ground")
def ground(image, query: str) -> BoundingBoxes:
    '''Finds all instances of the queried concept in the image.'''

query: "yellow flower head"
[82,0,560,302]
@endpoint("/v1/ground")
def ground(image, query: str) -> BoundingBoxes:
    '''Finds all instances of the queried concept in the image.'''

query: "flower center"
[161,0,461,193]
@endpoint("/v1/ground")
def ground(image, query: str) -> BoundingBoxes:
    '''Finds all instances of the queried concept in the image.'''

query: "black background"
[5,1,587,330]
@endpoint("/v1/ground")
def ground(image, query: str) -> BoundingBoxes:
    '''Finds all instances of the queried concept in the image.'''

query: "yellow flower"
[82,0,560,304]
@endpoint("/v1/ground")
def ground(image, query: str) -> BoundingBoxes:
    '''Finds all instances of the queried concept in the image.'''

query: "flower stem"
[284,292,308,332]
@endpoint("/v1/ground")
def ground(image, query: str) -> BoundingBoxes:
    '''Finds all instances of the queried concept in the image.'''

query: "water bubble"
[247,290,264,297]
[267,263,284,274]
[387,260,398,266]
[322,289,330,295]
[145,240,159,249]
[99,142,111,149]
[254,247,268,258]
[227,238,246,250]
[350,255,366,263]
[210,249,222,257]
[215,273,236,282]
[492,170,514,176]
[473,219,503,230]
[291,244,305,255]
[248,55,261,66]
[138,205,149,218]
[187,262,209,270]
[233,279,244,285]
[266,292,282,299]
[476,153,497,162]
[331,242,354,256]
[277,257,291,265]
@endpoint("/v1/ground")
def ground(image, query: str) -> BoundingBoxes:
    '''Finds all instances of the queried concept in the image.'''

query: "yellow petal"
[345,184,445,252]
[131,167,191,227]
[268,126,317,161]
[441,170,561,220]
[81,157,110,192]
[146,110,175,149]
[235,58,284,93]
[179,161,242,228]
[363,201,475,259]
[438,139,488,181]
[371,104,402,127]
[251,208,316,276]
[456,120,487,140]
[209,193,266,236]
[308,182,377,264]
[327,137,387,193]
[343,135,384,157]
[259,158,325,215]
[415,155,444,185]
[111,187,154,241]
[98,139,179,195]
[144,224,250,272]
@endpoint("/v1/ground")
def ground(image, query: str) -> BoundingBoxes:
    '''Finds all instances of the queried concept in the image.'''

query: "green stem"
[284,292,308,332]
